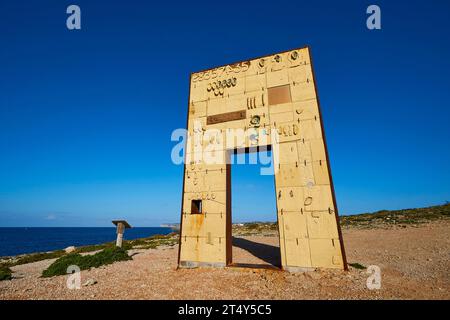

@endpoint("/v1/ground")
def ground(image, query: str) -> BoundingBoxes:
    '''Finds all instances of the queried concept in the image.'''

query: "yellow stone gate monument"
[177,46,347,271]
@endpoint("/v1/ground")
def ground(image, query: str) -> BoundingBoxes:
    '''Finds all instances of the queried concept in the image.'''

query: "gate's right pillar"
[271,48,347,271]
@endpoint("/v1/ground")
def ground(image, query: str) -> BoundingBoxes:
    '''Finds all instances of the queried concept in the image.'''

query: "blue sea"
[0,227,173,257]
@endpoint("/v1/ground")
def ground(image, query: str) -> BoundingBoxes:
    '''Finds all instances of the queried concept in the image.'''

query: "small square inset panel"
[268,85,292,106]
[191,199,202,214]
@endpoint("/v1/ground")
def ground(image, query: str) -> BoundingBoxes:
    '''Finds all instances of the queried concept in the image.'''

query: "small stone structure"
[112,220,131,248]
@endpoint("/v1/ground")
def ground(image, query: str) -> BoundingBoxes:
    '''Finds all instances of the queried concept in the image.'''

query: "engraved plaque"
[268,85,292,105]
[207,110,246,125]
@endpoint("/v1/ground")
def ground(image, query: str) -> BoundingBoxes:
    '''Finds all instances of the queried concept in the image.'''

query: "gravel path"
[1,221,449,300]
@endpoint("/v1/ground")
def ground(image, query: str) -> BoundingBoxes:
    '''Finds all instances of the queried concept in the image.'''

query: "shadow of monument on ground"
[232,236,281,268]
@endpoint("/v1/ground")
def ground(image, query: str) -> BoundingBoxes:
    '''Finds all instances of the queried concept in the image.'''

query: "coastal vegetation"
[10,250,66,267]
[231,203,450,235]
[40,233,179,277]
[127,232,178,249]
[348,262,366,270]
[232,222,278,236]
[0,233,179,280]
[0,265,12,281]
[1,204,448,280]
[42,247,131,277]
[339,203,450,228]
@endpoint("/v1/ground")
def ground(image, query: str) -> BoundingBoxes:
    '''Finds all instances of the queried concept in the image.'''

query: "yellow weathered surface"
[179,47,347,270]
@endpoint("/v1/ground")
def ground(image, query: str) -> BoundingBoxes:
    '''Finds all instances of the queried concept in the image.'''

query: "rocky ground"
[1,220,449,300]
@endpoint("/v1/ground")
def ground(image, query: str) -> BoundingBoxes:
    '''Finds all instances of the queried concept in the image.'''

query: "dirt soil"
[1,221,449,300]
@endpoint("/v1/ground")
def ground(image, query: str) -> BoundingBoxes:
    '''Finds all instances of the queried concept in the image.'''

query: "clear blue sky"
[0,1,449,227]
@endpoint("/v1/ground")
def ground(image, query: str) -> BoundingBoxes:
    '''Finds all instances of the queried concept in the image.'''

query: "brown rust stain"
[193,214,204,229]
[192,214,204,261]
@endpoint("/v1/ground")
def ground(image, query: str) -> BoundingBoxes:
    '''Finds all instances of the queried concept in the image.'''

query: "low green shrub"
[6,232,175,271]
[42,247,131,278]
[0,265,12,281]
[11,250,65,266]
[349,262,367,270]
[75,243,110,254]
[42,253,85,278]
[74,240,135,254]
[245,223,260,230]
[340,203,450,228]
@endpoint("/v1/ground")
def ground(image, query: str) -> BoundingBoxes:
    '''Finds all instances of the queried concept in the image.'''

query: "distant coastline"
[160,223,180,231]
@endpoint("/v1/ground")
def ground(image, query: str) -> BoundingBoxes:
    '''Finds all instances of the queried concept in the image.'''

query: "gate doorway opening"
[228,147,281,269]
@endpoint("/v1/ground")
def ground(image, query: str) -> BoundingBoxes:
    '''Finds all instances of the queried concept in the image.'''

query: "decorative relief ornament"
[247,96,256,109]
[277,123,299,136]
[249,115,261,128]
[189,191,216,201]
[207,77,237,96]
[304,196,313,206]
[192,61,249,83]
[205,130,222,145]
[249,132,259,145]
[290,51,298,60]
